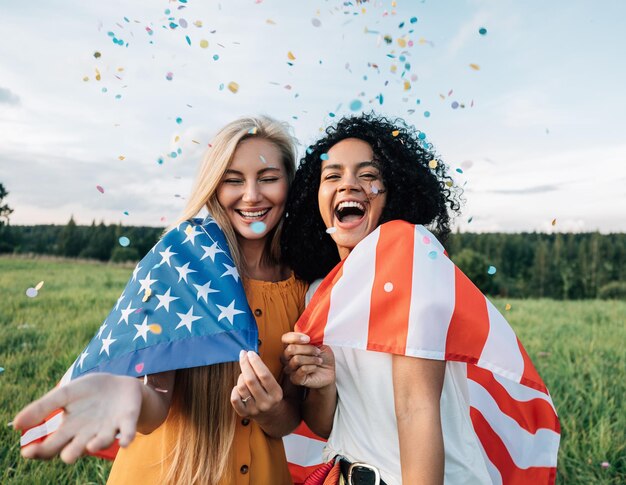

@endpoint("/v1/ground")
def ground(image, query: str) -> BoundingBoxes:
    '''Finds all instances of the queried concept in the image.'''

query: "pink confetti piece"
[96,185,105,193]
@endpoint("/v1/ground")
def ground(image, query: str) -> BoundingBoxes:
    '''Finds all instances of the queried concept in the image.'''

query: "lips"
[334,199,366,225]
[235,208,270,220]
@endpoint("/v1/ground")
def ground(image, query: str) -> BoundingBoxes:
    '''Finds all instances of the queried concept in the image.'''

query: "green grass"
[1,256,624,484]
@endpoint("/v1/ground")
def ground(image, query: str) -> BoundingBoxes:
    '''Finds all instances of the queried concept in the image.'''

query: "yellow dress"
[107,274,307,485]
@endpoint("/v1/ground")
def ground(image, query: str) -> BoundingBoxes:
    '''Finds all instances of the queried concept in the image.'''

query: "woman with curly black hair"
[281,113,558,484]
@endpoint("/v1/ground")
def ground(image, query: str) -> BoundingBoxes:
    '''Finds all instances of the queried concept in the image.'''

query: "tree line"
[1,218,625,300]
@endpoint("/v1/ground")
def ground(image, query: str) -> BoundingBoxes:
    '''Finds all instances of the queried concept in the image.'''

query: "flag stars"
[221,263,239,282]
[155,288,179,312]
[176,306,202,332]
[182,226,201,246]
[118,301,137,325]
[133,316,151,342]
[216,300,245,325]
[96,322,107,339]
[100,331,117,356]
[175,262,197,283]
[159,245,178,267]
[114,291,126,311]
[194,280,219,303]
[132,264,143,282]
[200,241,225,262]
[138,271,157,295]
[78,350,89,369]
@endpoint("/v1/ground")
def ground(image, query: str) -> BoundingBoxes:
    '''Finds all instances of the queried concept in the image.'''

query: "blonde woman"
[14,116,308,485]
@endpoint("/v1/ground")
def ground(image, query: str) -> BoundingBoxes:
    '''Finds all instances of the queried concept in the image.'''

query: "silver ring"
[241,396,252,404]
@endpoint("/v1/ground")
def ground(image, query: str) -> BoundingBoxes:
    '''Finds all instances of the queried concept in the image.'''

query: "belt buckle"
[347,462,381,485]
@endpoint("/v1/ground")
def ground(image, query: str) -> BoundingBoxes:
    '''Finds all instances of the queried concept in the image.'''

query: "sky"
[1,0,625,233]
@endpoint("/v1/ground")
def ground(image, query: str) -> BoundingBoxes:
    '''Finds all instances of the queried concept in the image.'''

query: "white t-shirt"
[307,282,492,485]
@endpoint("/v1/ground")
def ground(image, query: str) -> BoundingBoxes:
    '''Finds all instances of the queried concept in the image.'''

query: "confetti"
[213,54,219,61]
[391,130,400,137]
[135,363,145,374]
[149,324,163,335]
[176,117,183,124]
[320,153,329,161]
[479,27,487,35]
[428,160,438,169]
[422,236,431,245]
[199,39,209,48]
[0,368,4,374]
[326,227,337,234]
[250,221,266,234]
[311,18,321,27]
[123,211,129,215]
[601,462,610,469]
[469,63,481,70]
[456,168,464,174]
[35,281,44,291]
[26,288,38,298]
[468,216,474,223]
[93,51,101,58]
[166,72,174,81]
[551,218,557,226]
[227,81,239,93]
[428,251,438,260]
[345,99,361,112]
[119,236,130,247]
[505,304,512,311]
[383,282,394,292]
[142,288,152,303]
[424,111,431,117]
[259,155,267,164]
[95,69,101,81]
[179,18,188,28]
[410,17,418,23]
[96,185,105,193]
[287,51,296,60]
[487,265,497,275]
[451,101,459,109]
[248,127,258,135]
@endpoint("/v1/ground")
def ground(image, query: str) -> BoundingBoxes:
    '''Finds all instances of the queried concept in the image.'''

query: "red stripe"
[470,407,557,485]
[295,262,344,345]
[517,337,548,394]
[467,366,560,434]
[367,222,414,354]
[292,421,327,442]
[445,268,490,363]
[289,462,324,485]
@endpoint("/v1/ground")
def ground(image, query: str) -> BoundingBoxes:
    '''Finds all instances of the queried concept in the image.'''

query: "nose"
[242,181,262,203]
[337,173,361,193]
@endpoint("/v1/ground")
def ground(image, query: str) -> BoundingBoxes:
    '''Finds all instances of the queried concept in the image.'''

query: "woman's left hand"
[230,350,283,418]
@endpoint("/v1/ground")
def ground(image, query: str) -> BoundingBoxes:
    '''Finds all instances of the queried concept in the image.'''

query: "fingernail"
[239,350,245,359]
[315,348,321,356]
[300,335,310,343]
[247,351,256,359]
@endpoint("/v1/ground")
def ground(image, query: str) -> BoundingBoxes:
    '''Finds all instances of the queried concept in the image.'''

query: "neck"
[237,235,285,281]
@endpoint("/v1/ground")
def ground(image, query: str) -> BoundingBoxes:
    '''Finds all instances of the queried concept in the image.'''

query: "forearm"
[397,407,444,485]
[302,383,337,439]
[136,371,175,434]
[254,396,302,438]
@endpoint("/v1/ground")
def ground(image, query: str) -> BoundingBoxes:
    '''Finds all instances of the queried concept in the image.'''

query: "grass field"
[0,256,624,484]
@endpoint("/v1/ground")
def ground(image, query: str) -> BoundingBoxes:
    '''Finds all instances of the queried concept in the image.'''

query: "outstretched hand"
[13,374,144,464]
[281,332,335,389]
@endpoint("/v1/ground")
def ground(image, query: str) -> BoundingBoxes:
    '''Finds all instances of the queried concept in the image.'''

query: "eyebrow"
[321,160,380,172]
[224,167,282,176]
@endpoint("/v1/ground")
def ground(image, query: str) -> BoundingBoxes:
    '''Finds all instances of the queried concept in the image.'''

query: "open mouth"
[235,208,270,220]
[335,200,366,223]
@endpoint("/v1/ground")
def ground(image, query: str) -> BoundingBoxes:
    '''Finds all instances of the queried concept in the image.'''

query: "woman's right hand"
[13,374,145,464]
[281,332,335,389]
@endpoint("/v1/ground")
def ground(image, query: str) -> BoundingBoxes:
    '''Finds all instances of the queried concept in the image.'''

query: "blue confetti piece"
[123,211,129,216]
[107,31,115,37]
[410,17,418,23]
[176,117,183,124]
[487,265,497,275]
[115,94,122,99]
[157,157,164,165]
[185,35,191,46]
[456,168,463,174]
[177,148,182,154]
[170,151,178,158]
[329,112,335,118]
[451,101,459,109]
[418,132,426,140]
[169,22,178,29]
[306,146,314,155]
[213,54,220,61]
[250,221,266,234]
[102,87,108,93]
[424,111,430,117]
[320,153,329,161]
[479,27,487,35]
[119,236,130,247]
[349,99,363,111]
[428,251,438,260]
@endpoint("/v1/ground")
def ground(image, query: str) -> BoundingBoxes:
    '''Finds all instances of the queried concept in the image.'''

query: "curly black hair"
[281,112,463,283]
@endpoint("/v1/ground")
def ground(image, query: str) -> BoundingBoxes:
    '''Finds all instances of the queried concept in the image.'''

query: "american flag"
[20,216,258,455]
[284,220,561,485]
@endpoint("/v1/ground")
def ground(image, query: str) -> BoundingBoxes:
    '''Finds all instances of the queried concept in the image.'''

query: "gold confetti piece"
[469,63,480,70]
[118,155,125,161]
[551,218,557,226]
[266,19,276,25]
[82,76,89,82]
[199,39,209,48]
[185,225,194,235]
[505,303,512,311]
[419,38,428,45]
[390,64,397,73]
[429,160,438,169]
[174,135,180,143]
[149,324,162,334]
[117,67,124,72]
[391,0,397,6]
[142,288,152,303]
[287,51,296,60]
[193,20,203,28]
[35,281,44,291]
[403,80,411,91]
[445,181,453,187]
[397,37,407,48]
[95,68,101,81]
[227,81,239,93]
[191,139,200,144]
[362,7,366,13]
[391,130,400,137]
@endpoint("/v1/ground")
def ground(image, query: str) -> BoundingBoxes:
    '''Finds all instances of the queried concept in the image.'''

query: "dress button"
[257,339,262,347]
[240,465,249,474]
[241,418,250,426]
[254,308,262,317]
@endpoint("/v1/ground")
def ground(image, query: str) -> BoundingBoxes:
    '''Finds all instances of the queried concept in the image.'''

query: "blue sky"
[1,0,625,232]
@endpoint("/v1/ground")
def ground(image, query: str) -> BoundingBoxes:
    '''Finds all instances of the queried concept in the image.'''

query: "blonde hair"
[164,116,296,484]
[164,362,238,485]
[172,115,297,276]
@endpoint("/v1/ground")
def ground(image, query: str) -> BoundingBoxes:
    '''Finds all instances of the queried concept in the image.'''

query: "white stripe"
[492,373,557,414]
[283,433,326,467]
[477,299,525,383]
[468,380,560,468]
[20,412,63,446]
[324,227,380,349]
[406,226,455,359]
[475,437,503,485]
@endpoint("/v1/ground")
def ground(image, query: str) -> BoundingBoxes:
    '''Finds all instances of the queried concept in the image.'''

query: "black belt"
[339,458,388,485]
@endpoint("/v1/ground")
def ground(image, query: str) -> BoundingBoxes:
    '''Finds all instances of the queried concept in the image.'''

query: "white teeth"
[239,209,269,218]
[336,201,365,211]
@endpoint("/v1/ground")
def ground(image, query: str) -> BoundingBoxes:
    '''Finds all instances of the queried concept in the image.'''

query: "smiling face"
[318,138,387,259]
[217,137,288,242]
